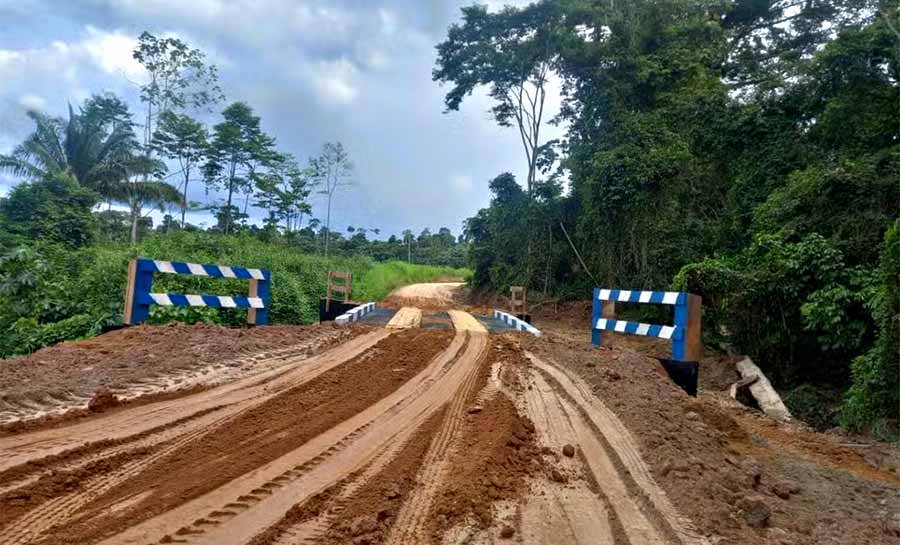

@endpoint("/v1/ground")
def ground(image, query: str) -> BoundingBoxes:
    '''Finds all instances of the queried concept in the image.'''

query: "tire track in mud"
[0,330,394,545]
[91,326,488,545]
[386,331,488,545]
[34,329,453,545]
[0,420,224,545]
[524,352,709,545]
[0,330,391,475]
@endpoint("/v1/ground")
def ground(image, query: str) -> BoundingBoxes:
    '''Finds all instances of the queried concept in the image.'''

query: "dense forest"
[435,0,899,434]
[0,32,467,359]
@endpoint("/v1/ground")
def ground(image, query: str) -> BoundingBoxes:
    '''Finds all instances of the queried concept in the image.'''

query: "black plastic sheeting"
[657,358,699,397]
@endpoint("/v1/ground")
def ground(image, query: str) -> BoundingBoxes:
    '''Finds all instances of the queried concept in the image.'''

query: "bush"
[674,233,876,387]
[842,220,900,436]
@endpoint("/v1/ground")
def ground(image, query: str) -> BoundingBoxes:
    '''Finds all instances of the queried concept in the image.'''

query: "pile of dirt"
[428,338,543,538]
[0,322,357,426]
[521,330,900,545]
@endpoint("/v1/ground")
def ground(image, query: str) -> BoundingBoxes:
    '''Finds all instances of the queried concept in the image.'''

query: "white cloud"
[307,58,359,105]
[19,93,47,111]
[82,26,144,80]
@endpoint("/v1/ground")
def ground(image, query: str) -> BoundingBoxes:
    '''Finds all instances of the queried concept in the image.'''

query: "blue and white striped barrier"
[124,258,271,325]
[494,310,542,337]
[336,302,376,325]
[592,288,701,361]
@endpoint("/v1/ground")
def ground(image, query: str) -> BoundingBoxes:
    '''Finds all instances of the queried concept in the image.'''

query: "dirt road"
[1,285,897,545]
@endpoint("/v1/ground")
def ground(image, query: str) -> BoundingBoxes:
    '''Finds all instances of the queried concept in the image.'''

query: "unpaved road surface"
[1,285,898,545]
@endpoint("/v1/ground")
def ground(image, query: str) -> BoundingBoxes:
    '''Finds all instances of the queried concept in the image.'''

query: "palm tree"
[105,151,182,244]
[0,96,134,192]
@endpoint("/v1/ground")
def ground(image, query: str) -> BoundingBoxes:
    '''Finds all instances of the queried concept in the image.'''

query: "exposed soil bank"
[0,323,358,428]
[520,330,900,545]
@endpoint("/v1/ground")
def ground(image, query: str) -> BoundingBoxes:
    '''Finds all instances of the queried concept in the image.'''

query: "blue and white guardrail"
[124,258,271,325]
[494,310,542,337]
[592,288,701,361]
[336,302,376,325]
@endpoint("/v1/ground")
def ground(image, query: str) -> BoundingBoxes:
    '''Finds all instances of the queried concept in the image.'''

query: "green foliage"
[842,221,900,436]
[0,174,98,248]
[0,232,470,358]
[675,233,875,386]
[449,0,898,432]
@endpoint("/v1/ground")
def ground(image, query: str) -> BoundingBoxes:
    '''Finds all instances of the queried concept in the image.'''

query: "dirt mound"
[87,388,120,412]
[0,322,357,427]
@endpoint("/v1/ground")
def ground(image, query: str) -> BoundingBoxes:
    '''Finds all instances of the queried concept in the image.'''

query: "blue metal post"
[256,271,271,325]
[672,299,687,361]
[591,287,601,347]
[129,259,155,325]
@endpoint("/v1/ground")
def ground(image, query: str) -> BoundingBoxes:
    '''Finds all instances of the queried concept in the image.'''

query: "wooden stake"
[248,278,259,325]
[123,259,137,325]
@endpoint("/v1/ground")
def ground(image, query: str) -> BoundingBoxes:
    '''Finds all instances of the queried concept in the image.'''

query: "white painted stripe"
[186,294,205,306]
[150,293,172,305]
[597,318,608,329]
[636,323,651,335]
[154,260,176,274]
[248,297,264,308]
[614,321,627,332]
[662,292,679,305]
[599,289,612,300]
[219,266,236,278]
[248,268,265,280]
[618,290,632,302]
[219,296,236,308]
[659,326,676,339]
[336,314,350,324]
[639,291,652,303]
[187,263,208,276]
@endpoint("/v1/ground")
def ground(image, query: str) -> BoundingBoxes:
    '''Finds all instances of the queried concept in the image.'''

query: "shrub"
[842,220,900,436]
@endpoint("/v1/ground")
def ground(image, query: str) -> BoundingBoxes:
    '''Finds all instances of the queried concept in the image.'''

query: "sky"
[0,0,564,239]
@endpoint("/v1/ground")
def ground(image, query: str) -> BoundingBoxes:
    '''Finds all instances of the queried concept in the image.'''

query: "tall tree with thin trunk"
[204,102,278,235]
[309,142,354,257]
[434,3,561,197]
[152,111,208,228]
[132,32,222,154]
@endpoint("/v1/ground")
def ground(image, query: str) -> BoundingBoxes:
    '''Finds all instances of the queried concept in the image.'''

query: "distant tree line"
[435,0,899,434]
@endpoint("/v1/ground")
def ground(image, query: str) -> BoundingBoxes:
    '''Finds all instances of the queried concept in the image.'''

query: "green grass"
[354,261,470,301]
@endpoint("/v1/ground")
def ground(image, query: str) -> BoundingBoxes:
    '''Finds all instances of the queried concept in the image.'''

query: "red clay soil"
[428,338,543,539]
[521,330,900,545]
[19,328,453,545]
[321,410,448,545]
[0,323,357,415]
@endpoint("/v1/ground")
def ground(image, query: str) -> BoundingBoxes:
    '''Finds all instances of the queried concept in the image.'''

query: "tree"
[253,155,312,234]
[434,3,561,197]
[152,111,208,228]
[132,32,222,154]
[0,173,97,247]
[402,229,414,262]
[204,102,278,235]
[106,151,182,243]
[309,142,354,257]
[0,95,134,191]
